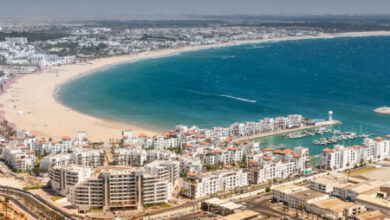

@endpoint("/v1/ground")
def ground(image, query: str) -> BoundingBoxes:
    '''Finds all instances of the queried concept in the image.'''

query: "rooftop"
[353,210,389,220]
[291,189,328,201]
[312,198,358,213]
[356,194,390,209]
[222,210,259,220]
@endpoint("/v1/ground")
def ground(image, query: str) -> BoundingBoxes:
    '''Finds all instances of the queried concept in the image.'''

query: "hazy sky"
[1,0,390,19]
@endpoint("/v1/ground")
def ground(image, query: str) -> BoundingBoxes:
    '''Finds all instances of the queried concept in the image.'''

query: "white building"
[182,168,248,199]
[69,166,171,213]
[49,165,92,196]
[2,147,35,171]
[320,137,390,170]
[273,184,329,209]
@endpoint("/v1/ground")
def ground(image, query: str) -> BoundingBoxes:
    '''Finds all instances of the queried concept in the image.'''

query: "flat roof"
[223,210,259,220]
[203,198,244,210]
[274,184,308,194]
[310,173,365,187]
[312,198,358,213]
[356,194,390,209]
[345,180,385,193]
[291,189,327,201]
[353,210,389,220]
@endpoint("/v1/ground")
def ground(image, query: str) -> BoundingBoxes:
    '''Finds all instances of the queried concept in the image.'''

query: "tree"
[4,197,9,219]
[298,205,304,216]
[265,186,271,192]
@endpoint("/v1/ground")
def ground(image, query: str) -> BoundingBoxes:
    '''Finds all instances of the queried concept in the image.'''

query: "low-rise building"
[306,198,365,220]
[272,184,329,209]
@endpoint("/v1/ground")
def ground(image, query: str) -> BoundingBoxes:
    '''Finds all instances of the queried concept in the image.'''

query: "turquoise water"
[58,36,390,155]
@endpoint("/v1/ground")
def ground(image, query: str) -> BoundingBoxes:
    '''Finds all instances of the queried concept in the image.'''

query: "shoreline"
[1,30,390,142]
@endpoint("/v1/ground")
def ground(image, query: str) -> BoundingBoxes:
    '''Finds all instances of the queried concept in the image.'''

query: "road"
[240,193,307,220]
[0,192,39,220]
[167,211,219,220]
[0,186,78,220]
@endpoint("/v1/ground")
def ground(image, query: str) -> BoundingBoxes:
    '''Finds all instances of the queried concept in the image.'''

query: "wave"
[176,88,256,103]
[221,55,236,59]
[218,94,257,103]
[180,89,212,96]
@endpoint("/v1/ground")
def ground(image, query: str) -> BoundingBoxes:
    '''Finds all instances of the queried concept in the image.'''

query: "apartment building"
[49,165,92,196]
[72,148,104,167]
[178,155,203,176]
[2,147,35,171]
[182,168,248,199]
[247,146,311,184]
[69,166,171,213]
[39,148,104,169]
[320,137,390,170]
[39,153,73,169]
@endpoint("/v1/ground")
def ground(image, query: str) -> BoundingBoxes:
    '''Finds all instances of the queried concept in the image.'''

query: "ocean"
[57,36,390,155]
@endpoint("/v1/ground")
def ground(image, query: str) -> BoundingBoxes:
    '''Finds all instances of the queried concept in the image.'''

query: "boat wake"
[176,88,256,103]
[218,94,256,103]
[218,94,257,103]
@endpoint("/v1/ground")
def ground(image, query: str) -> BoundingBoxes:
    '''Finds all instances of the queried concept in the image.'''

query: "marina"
[312,132,371,145]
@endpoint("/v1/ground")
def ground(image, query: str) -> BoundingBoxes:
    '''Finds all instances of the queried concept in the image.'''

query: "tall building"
[49,165,92,196]
[68,166,171,213]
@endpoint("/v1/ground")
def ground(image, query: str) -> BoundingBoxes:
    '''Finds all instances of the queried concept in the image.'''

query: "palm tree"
[4,196,9,219]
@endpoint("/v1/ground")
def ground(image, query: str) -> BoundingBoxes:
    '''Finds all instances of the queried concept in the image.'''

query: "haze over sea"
[58,36,390,155]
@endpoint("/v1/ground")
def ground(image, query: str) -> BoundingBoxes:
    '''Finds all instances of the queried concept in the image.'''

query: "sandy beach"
[1,30,390,142]
[374,106,390,115]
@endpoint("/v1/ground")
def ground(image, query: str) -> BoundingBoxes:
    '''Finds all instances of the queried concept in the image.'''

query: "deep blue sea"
[58,36,390,155]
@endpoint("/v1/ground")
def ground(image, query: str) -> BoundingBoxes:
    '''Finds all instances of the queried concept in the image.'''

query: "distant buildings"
[27,54,75,66]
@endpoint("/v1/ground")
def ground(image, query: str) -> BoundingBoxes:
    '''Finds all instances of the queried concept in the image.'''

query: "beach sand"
[1,31,390,142]
[374,106,390,115]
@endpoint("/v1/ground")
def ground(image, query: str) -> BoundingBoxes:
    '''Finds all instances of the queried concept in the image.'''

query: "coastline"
[1,30,390,142]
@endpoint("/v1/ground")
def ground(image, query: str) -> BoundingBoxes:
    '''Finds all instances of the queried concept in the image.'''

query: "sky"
[1,0,390,20]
